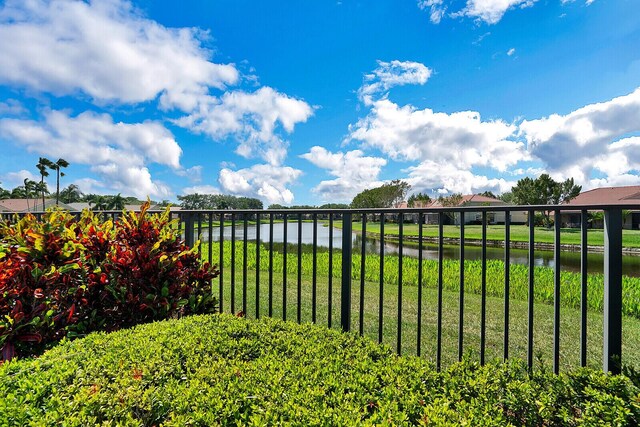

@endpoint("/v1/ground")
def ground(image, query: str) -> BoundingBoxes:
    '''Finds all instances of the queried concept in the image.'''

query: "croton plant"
[0,202,218,361]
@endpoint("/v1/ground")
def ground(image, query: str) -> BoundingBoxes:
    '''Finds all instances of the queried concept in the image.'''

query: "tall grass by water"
[203,241,640,319]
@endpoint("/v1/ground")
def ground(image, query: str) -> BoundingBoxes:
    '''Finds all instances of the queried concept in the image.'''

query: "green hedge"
[1,314,639,426]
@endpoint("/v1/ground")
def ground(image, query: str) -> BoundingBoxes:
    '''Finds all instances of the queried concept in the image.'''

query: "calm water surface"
[197,221,640,277]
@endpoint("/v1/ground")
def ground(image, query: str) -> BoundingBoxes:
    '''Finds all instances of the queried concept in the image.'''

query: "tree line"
[348,174,581,217]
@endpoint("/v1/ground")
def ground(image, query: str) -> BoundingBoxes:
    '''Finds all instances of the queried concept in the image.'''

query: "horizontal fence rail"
[2,204,637,374]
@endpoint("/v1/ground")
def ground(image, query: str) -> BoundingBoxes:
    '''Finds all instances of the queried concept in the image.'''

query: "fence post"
[603,208,622,374]
[341,212,353,332]
[184,213,195,248]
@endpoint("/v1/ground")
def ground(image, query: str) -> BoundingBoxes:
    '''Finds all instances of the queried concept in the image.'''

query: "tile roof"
[428,194,505,208]
[564,186,640,206]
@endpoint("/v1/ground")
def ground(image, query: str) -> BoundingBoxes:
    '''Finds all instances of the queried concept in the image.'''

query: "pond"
[196,221,640,277]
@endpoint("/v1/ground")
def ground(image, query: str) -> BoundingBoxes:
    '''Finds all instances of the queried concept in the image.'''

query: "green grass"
[332,221,640,248]
[202,241,640,370]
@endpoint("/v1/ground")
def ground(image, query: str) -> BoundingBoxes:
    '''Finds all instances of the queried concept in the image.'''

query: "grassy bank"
[331,221,640,248]
[202,241,640,369]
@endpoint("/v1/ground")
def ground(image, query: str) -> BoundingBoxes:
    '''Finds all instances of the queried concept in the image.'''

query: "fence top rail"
[3,203,640,216]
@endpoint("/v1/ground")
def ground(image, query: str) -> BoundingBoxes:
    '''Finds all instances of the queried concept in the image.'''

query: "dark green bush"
[1,314,638,426]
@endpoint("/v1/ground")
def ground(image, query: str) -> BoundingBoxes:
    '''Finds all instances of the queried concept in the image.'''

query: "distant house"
[424,194,528,225]
[560,186,640,230]
[0,198,74,213]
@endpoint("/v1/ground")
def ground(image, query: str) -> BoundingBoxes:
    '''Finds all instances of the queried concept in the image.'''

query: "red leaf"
[34,288,45,299]
[17,333,42,343]
[67,303,76,323]
[1,342,15,362]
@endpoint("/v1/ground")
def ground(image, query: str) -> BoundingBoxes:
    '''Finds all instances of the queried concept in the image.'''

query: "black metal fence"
[2,204,635,374]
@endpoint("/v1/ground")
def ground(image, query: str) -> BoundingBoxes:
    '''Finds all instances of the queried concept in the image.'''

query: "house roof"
[428,194,505,208]
[0,198,73,212]
[564,186,640,206]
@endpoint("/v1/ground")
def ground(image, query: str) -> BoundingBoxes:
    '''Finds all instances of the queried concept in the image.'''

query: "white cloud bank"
[218,164,302,205]
[300,146,387,201]
[0,111,179,198]
[0,0,313,200]
[520,87,640,187]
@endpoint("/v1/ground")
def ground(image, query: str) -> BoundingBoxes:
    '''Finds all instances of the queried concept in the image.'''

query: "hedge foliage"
[0,202,218,361]
[1,314,638,426]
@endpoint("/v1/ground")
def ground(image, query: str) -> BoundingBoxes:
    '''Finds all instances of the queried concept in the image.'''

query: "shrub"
[0,314,637,426]
[0,202,218,361]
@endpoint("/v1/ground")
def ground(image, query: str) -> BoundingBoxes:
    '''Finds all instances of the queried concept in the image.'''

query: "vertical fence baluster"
[554,209,561,374]
[504,211,511,361]
[197,214,202,246]
[231,214,236,314]
[256,213,261,319]
[481,211,487,365]
[379,213,385,344]
[312,213,318,323]
[459,212,465,362]
[283,214,288,321]
[243,215,248,315]
[219,214,224,313]
[297,213,303,323]
[208,213,213,266]
[604,208,622,374]
[328,213,334,327]
[528,210,535,370]
[437,212,444,371]
[341,212,353,332]
[417,213,423,357]
[397,213,404,355]
[581,210,588,367]
[269,213,274,317]
[359,213,367,335]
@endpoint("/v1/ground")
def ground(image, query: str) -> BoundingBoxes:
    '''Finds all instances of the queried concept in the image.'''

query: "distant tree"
[177,194,210,210]
[59,184,83,203]
[177,193,263,210]
[156,199,172,207]
[437,193,464,223]
[499,191,514,204]
[407,192,432,207]
[36,157,53,208]
[351,180,411,209]
[318,203,350,209]
[107,193,126,210]
[33,181,49,209]
[21,178,38,211]
[49,158,69,206]
[511,174,581,227]
[268,204,287,209]
[87,194,109,211]
[0,183,9,200]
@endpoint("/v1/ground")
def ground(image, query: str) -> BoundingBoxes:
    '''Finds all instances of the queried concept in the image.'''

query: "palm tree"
[33,182,50,210]
[87,194,108,211]
[59,184,83,203]
[36,157,53,208]
[22,178,37,212]
[49,158,69,206]
[107,193,126,210]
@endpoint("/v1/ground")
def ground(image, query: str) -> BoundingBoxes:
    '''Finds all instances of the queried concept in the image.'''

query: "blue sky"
[0,0,638,205]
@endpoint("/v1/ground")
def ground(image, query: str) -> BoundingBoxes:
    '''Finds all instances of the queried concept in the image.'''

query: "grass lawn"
[332,221,640,248]
[211,267,640,371]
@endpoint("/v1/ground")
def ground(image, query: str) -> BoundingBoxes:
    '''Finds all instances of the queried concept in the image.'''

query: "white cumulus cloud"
[175,87,313,165]
[520,87,640,186]
[300,146,387,201]
[0,0,238,107]
[0,110,180,198]
[218,164,302,205]
[359,60,432,104]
